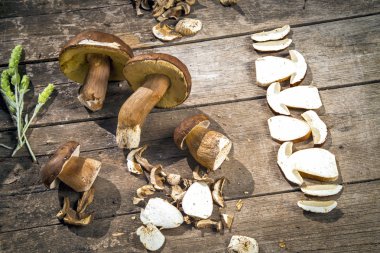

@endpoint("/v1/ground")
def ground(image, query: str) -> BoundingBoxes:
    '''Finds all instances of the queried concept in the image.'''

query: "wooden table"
[1,1,379,252]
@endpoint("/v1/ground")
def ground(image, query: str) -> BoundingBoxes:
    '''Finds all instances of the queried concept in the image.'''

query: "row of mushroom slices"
[253,25,342,213]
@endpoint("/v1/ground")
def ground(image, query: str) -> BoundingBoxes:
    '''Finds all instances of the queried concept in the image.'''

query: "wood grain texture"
[0,83,379,233]
[1,1,379,63]
[1,15,379,130]
[0,181,379,252]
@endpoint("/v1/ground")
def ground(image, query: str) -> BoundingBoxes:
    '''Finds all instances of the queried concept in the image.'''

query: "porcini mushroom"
[59,31,133,111]
[173,114,232,171]
[40,141,101,192]
[117,53,191,149]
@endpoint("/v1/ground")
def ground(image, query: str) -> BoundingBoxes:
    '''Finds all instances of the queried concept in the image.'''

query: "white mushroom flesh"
[289,50,307,85]
[182,181,213,219]
[78,40,121,49]
[266,82,290,115]
[152,23,182,41]
[301,110,327,145]
[136,224,165,251]
[252,38,292,52]
[267,116,311,142]
[301,184,343,197]
[227,235,259,253]
[127,147,144,175]
[255,56,295,86]
[297,200,337,213]
[251,24,290,42]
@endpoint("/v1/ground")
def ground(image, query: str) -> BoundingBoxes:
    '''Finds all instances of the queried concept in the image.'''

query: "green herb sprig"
[0,45,55,162]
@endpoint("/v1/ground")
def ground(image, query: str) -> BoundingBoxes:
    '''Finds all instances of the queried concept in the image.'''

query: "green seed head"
[38,83,55,104]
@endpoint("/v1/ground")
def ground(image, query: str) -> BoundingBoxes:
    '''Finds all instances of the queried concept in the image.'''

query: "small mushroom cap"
[40,141,80,189]
[59,30,133,84]
[173,114,210,150]
[123,53,192,108]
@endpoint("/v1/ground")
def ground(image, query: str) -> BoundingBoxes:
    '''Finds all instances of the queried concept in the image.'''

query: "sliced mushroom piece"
[227,235,259,253]
[174,114,232,171]
[63,212,94,226]
[136,184,156,198]
[133,197,145,205]
[221,213,234,231]
[185,0,197,6]
[251,24,290,42]
[167,173,181,185]
[134,145,155,172]
[118,53,191,149]
[170,184,185,202]
[301,110,327,145]
[180,178,193,190]
[56,196,70,219]
[212,177,226,207]
[152,22,183,41]
[158,5,184,21]
[127,147,145,174]
[253,38,292,52]
[77,187,95,214]
[301,184,343,197]
[176,2,191,15]
[194,219,223,232]
[164,0,175,9]
[255,56,295,86]
[140,198,184,229]
[297,200,337,213]
[136,224,165,251]
[277,141,293,171]
[150,166,166,190]
[183,215,192,224]
[193,166,214,184]
[236,199,243,211]
[175,18,202,36]
[182,181,213,219]
[268,116,311,142]
[152,1,166,17]
[220,0,239,6]
[59,31,133,111]
[289,50,307,85]
[277,143,338,185]
[267,82,322,115]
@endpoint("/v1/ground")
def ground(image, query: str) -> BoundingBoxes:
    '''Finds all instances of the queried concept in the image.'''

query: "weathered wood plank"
[0,83,379,232]
[0,181,379,252]
[1,1,379,63]
[1,15,379,130]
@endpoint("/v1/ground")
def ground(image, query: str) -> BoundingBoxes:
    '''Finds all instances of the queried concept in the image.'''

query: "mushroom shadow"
[58,176,121,238]
[303,208,344,223]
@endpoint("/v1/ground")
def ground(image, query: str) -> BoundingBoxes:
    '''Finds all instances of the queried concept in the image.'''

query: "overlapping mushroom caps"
[117,53,191,149]
[40,141,101,192]
[174,114,232,171]
[59,31,133,111]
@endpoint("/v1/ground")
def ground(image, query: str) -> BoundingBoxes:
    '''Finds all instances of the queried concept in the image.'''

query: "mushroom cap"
[40,141,80,188]
[173,114,210,150]
[123,53,192,108]
[59,30,133,84]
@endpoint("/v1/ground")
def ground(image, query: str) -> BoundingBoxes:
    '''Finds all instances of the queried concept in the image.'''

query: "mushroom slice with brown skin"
[118,53,191,149]
[251,25,290,42]
[267,82,322,115]
[194,219,223,232]
[220,0,239,6]
[150,166,166,190]
[134,145,155,172]
[56,196,70,219]
[297,200,337,213]
[182,181,213,219]
[212,177,226,207]
[77,187,95,214]
[140,198,184,228]
[236,199,243,211]
[185,0,197,5]
[301,110,327,145]
[63,210,94,226]
[152,22,183,41]
[227,235,259,253]
[136,224,165,251]
[175,18,202,36]
[59,31,133,111]
[174,114,232,171]
[127,146,145,174]
[136,184,156,198]
[301,184,343,197]
[253,38,292,52]
[268,116,311,142]
[221,213,234,231]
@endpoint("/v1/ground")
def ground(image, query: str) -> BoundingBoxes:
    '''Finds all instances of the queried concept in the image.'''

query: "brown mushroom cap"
[40,141,80,188]
[173,114,210,150]
[123,53,192,108]
[59,30,133,84]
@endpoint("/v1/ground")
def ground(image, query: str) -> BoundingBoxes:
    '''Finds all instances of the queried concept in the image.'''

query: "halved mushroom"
[251,25,290,42]
[127,147,145,175]
[267,82,322,115]
[277,142,339,185]
[40,141,101,192]
[220,0,239,7]
[117,53,191,149]
[59,31,133,111]
[252,38,292,52]
[297,200,337,213]
[268,116,311,142]
[174,114,232,171]
[301,110,327,145]
[77,187,95,214]
[227,235,259,253]
[194,219,223,232]
[221,213,234,231]
[301,184,343,197]
[212,177,226,207]
[152,23,183,41]
[136,184,156,198]
[140,197,184,229]
[175,18,202,36]
[136,224,165,251]
[182,181,213,219]
[255,50,307,86]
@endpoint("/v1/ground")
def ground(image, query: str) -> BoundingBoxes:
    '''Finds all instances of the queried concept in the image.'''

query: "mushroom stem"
[185,125,232,171]
[78,54,111,111]
[117,74,170,149]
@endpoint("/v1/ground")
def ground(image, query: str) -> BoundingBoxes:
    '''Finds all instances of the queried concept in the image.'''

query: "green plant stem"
[0,143,12,149]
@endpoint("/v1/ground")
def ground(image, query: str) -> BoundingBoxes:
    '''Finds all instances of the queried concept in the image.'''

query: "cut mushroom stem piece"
[194,219,223,232]
[268,116,311,142]
[267,82,322,115]
[301,110,327,145]
[212,177,226,207]
[251,25,290,42]
[301,184,343,197]
[253,38,292,52]
[117,53,191,149]
[227,235,259,253]
[174,114,232,171]
[298,200,337,213]
[59,31,133,111]
[136,224,165,251]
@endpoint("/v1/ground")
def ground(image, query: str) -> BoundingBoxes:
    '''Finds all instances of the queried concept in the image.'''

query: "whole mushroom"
[117,53,191,149]
[59,31,134,111]
[174,114,232,171]
[40,141,101,192]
